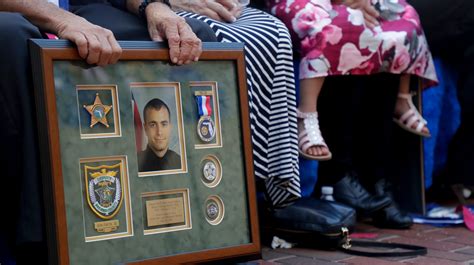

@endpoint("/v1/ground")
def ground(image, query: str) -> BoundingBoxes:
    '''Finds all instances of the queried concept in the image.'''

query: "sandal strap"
[406,114,420,129]
[397,92,414,100]
[400,109,415,123]
[296,109,318,119]
[400,113,427,133]
[299,131,328,152]
[415,118,425,132]
[299,135,325,153]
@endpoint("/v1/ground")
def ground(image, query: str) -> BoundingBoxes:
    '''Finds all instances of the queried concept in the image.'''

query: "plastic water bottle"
[321,186,335,201]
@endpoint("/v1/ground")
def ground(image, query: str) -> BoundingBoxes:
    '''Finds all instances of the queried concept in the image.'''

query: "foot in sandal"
[297,109,332,161]
[393,93,431,137]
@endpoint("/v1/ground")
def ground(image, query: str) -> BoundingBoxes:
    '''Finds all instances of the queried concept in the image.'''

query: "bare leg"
[298,77,330,157]
[398,74,410,94]
[394,74,430,135]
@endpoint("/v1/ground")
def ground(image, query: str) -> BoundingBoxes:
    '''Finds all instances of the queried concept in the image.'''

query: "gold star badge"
[83,93,112,128]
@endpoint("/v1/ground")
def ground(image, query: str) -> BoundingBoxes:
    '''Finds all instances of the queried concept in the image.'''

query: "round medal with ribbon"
[195,94,216,142]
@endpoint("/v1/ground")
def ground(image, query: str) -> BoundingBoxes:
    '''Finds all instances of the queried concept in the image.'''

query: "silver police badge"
[85,163,123,220]
[200,155,223,188]
[197,116,216,142]
[203,161,217,182]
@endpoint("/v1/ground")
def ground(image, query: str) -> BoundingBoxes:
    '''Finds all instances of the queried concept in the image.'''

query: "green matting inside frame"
[53,60,250,264]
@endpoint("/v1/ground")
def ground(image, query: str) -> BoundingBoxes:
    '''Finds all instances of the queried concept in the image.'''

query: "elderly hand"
[340,0,380,28]
[146,2,202,65]
[171,0,242,22]
[55,15,122,66]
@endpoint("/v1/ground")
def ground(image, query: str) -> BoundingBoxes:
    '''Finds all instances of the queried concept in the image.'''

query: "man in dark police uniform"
[138,98,181,171]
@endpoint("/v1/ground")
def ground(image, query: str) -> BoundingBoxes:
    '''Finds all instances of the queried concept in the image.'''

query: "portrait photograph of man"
[131,83,186,176]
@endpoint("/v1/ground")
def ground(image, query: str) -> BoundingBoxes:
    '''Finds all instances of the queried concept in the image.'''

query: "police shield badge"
[85,163,123,220]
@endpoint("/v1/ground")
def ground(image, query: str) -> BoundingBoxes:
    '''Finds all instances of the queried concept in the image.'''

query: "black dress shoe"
[372,179,413,229]
[332,173,392,215]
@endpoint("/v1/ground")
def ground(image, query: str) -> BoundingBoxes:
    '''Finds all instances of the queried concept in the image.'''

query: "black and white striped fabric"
[178,8,301,207]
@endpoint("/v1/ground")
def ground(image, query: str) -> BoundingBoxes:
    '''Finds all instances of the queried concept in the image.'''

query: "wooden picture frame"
[30,40,260,265]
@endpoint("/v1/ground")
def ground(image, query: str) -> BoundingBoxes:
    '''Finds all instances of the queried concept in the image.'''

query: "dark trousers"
[74,3,217,42]
[0,13,44,246]
[0,3,216,252]
[410,0,474,185]
[315,74,399,189]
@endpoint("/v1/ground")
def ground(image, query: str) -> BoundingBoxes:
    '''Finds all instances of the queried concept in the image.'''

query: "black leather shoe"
[372,179,413,229]
[332,173,392,215]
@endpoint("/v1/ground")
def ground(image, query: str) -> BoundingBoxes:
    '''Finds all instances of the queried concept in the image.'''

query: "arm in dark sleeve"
[108,0,127,10]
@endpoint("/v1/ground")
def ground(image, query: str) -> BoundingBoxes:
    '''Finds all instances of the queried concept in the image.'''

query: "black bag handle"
[340,240,427,257]
[334,227,427,257]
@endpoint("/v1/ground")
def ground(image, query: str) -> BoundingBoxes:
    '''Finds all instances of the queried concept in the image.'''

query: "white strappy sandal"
[393,93,431,138]
[297,109,332,161]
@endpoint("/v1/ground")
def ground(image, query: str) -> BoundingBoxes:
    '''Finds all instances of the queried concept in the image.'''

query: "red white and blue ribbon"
[196,95,212,117]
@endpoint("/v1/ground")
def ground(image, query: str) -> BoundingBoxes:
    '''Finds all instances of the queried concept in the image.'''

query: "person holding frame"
[0,1,216,263]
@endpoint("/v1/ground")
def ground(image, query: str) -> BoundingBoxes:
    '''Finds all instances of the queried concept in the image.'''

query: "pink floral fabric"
[268,0,438,86]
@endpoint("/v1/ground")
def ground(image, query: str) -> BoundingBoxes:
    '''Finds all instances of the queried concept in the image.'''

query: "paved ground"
[247,223,474,265]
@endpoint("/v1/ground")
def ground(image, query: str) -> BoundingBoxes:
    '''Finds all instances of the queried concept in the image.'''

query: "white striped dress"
[179,8,301,207]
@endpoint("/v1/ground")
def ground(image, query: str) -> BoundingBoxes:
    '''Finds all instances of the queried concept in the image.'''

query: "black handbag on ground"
[260,197,356,249]
[260,197,427,257]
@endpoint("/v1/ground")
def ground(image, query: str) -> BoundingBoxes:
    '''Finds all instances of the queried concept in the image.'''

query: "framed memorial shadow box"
[29,39,260,265]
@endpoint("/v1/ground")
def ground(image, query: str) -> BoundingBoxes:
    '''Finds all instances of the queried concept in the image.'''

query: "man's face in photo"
[144,107,172,157]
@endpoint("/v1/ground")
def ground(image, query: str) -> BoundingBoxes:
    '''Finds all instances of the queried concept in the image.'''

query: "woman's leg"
[394,74,430,135]
[299,78,324,112]
[298,77,330,157]
[178,9,301,208]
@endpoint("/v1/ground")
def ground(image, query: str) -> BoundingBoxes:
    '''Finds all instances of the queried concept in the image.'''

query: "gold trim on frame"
[131,82,188,177]
[190,81,223,149]
[142,189,192,235]
[80,156,133,242]
[76,85,121,139]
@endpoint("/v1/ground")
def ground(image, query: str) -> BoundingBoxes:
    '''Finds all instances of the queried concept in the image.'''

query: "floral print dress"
[268,0,438,85]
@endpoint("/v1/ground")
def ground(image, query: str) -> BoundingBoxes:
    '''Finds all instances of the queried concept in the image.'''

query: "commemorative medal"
[203,161,217,182]
[195,92,216,142]
[84,163,123,220]
[205,196,225,225]
[83,93,112,128]
[200,155,222,187]
[206,200,219,221]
